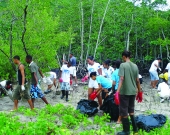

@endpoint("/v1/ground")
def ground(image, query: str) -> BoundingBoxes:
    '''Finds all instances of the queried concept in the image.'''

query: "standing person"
[25,55,49,107]
[165,62,170,84]
[12,56,33,111]
[68,53,78,86]
[60,62,71,102]
[44,71,57,94]
[117,51,141,135]
[112,60,122,124]
[87,56,102,107]
[103,59,114,81]
[149,58,162,88]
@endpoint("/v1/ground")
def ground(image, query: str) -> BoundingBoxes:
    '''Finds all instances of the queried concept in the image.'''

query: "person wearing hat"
[149,58,162,89]
[157,71,170,103]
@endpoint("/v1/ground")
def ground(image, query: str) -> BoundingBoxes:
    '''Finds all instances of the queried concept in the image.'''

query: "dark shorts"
[13,85,30,100]
[119,95,136,116]
[30,85,44,99]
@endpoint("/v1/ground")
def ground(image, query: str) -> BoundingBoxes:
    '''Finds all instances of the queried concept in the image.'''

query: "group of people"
[149,58,170,103]
[86,51,141,135]
[9,51,170,135]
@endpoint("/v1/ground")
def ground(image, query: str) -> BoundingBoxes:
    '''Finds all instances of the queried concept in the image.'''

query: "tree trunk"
[161,29,169,58]
[80,1,84,63]
[126,14,134,51]
[21,5,29,55]
[135,28,138,59]
[85,0,95,66]
[94,0,111,59]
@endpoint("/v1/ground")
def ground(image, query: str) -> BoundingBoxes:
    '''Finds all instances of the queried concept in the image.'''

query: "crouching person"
[60,62,71,102]
[158,72,170,103]
[90,72,112,99]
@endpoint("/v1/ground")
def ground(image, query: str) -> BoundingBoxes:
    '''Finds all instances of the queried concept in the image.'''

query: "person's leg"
[13,100,19,110]
[117,95,130,135]
[88,88,94,100]
[97,94,102,107]
[117,116,122,124]
[150,72,154,88]
[153,71,159,88]
[12,85,21,110]
[31,98,35,108]
[27,99,34,110]
[66,91,69,101]
[73,67,78,86]
[41,97,49,105]
[61,90,65,99]
[128,95,138,134]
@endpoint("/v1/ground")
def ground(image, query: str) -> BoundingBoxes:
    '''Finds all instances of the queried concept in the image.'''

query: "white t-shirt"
[103,66,114,80]
[87,62,101,75]
[100,65,106,77]
[158,82,170,98]
[0,80,7,87]
[166,63,170,77]
[46,72,57,80]
[61,64,71,83]
[149,60,158,72]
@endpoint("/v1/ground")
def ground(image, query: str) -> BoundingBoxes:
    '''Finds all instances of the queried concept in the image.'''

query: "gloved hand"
[136,91,143,103]
[84,75,88,81]
[59,78,63,83]
[159,68,162,72]
[81,78,85,82]
[114,91,120,105]
[70,80,73,85]
[21,85,25,91]
[90,91,97,100]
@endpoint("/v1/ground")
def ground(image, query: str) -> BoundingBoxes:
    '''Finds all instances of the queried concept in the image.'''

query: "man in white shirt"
[149,58,162,88]
[165,62,170,84]
[44,71,57,94]
[158,72,170,103]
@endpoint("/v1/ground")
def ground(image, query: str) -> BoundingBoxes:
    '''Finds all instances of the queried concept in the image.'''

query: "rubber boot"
[60,90,65,99]
[117,118,130,135]
[66,91,69,102]
[130,115,138,135]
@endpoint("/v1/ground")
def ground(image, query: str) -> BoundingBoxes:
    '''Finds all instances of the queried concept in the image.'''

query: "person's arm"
[38,68,44,78]
[53,78,57,87]
[136,78,141,93]
[19,65,25,86]
[117,76,124,92]
[33,72,38,86]
[98,68,102,75]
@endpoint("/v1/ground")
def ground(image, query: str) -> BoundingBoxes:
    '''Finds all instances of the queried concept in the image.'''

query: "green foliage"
[0,103,170,135]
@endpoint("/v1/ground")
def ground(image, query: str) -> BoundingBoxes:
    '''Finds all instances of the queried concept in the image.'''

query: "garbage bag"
[136,114,166,132]
[100,94,119,121]
[76,99,98,116]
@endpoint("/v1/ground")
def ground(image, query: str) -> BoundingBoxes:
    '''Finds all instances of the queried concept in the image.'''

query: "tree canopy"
[0,0,170,79]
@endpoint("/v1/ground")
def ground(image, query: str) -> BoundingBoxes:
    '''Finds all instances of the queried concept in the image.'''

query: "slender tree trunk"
[135,28,138,59]
[161,29,169,58]
[126,14,134,51]
[68,38,72,60]
[80,1,84,63]
[94,0,110,59]
[85,0,95,65]
[21,5,29,55]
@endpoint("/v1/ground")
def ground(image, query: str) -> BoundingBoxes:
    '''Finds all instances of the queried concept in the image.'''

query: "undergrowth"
[0,104,169,135]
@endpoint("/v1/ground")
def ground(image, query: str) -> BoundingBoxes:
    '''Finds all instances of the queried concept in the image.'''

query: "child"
[60,62,71,102]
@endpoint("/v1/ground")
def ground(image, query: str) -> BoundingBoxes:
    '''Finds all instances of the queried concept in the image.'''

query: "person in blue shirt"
[90,72,112,99]
[112,60,121,94]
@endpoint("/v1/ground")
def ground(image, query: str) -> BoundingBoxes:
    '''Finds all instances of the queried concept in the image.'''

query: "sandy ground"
[1,77,170,118]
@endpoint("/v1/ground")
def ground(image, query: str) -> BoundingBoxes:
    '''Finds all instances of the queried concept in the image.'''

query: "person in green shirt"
[26,55,49,107]
[117,51,141,135]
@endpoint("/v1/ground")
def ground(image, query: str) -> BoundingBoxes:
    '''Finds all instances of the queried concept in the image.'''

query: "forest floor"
[1,76,170,119]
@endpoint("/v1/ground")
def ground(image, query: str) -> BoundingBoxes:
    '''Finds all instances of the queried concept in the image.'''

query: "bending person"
[87,56,102,107]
